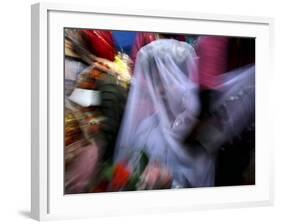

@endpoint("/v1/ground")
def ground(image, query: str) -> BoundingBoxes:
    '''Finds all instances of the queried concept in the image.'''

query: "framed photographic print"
[31,2,274,221]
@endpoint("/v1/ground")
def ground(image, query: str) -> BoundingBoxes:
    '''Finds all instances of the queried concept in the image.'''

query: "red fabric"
[111,164,131,191]
[196,37,229,89]
[80,30,117,61]
[131,32,158,63]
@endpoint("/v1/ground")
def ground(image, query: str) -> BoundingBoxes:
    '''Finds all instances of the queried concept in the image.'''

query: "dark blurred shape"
[185,65,255,186]
[228,37,255,70]
[97,79,128,162]
[194,36,255,186]
[215,127,255,186]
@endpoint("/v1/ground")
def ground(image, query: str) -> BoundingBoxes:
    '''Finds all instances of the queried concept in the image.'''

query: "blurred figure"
[114,39,215,189]
[64,29,131,193]
[193,36,255,186]
[184,64,255,185]
[64,140,101,194]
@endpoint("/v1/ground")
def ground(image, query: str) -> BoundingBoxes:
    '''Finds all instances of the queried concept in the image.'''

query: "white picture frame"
[31,2,274,221]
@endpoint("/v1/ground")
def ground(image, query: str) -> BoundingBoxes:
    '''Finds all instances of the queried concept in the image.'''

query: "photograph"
[64,28,255,194]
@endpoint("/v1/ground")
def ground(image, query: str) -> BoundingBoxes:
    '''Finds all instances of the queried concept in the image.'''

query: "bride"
[114,39,215,189]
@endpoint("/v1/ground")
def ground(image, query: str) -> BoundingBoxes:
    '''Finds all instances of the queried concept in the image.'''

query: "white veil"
[114,39,215,188]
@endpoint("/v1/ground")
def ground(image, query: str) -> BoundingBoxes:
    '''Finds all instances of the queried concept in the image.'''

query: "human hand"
[138,162,172,190]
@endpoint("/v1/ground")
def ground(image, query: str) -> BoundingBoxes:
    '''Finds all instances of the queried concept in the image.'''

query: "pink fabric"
[65,143,99,193]
[131,32,158,64]
[196,37,229,89]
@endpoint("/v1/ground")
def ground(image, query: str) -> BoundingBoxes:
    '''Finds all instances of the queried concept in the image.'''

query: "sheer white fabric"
[114,39,215,188]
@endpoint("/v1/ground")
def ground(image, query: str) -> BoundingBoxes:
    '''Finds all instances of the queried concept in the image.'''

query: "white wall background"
[0,0,280,223]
